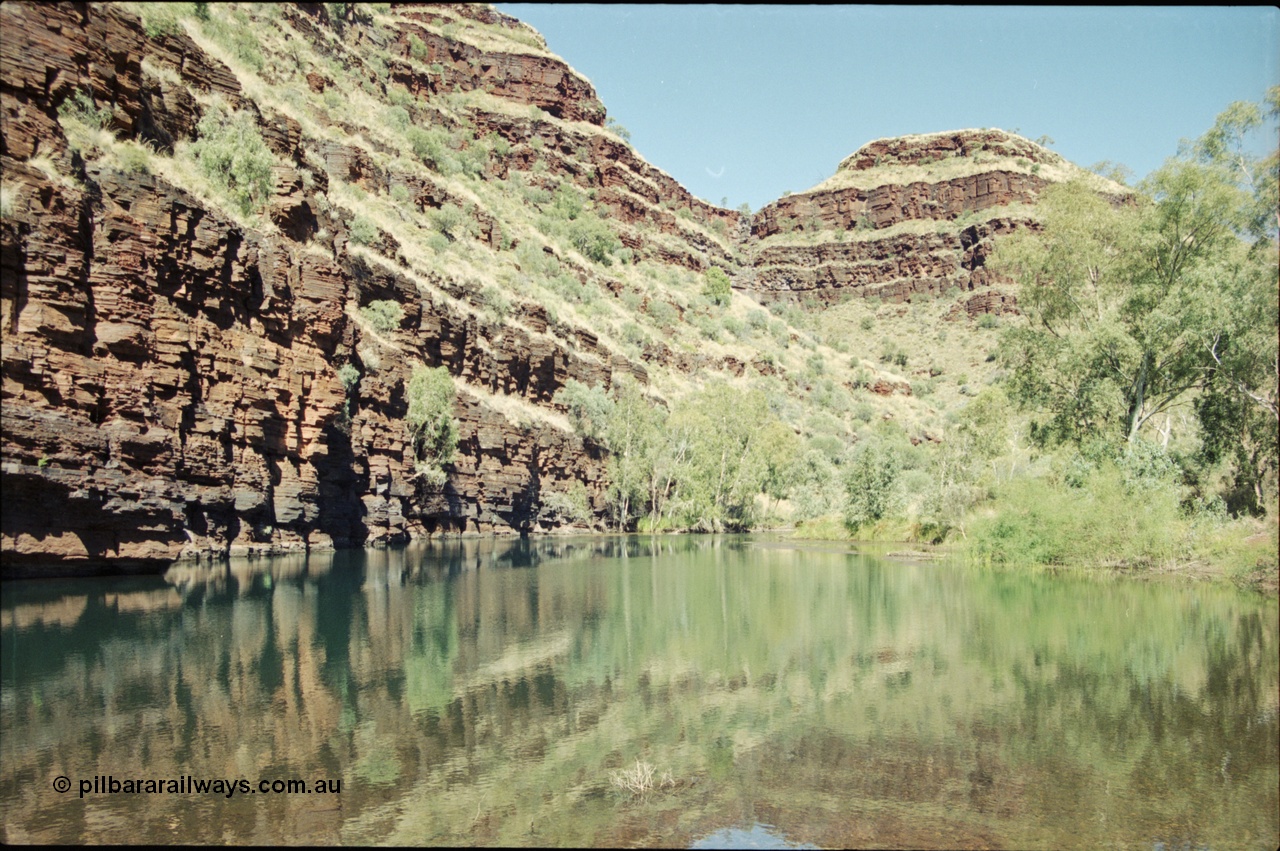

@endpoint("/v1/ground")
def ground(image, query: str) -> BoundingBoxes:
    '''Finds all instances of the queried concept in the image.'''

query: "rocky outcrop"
[0,2,647,574]
[751,171,1048,239]
[749,217,1030,306]
[739,130,1102,310]
[838,129,1055,172]
[0,147,619,572]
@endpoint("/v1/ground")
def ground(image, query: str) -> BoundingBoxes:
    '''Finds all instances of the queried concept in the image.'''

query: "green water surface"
[1,536,1276,848]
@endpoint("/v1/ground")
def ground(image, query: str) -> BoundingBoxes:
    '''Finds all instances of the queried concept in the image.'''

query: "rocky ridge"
[1,3,1119,574]
[740,129,1123,316]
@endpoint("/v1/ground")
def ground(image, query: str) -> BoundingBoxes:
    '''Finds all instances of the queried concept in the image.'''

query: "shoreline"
[3,528,1275,596]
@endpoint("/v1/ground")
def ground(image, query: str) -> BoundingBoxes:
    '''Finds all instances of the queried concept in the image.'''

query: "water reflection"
[1,536,1276,848]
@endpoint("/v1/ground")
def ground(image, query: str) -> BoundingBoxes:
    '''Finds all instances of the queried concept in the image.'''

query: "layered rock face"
[1,4,1108,574]
[0,2,646,573]
[741,130,1075,316]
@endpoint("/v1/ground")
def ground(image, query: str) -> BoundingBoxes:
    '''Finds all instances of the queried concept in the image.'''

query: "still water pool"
[2,536,1276,847]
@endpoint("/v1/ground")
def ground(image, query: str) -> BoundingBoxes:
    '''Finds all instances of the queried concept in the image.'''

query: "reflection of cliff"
[1,542,1275,845]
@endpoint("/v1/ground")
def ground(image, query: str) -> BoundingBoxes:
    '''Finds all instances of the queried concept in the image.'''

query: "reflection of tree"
[1,541,1275,848]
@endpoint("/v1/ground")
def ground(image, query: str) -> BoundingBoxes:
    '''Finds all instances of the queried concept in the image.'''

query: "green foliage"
[349,216,379,245]
[198,6,264,70]
[668,384,779,532]
[360,300,404,332]
[605,116,631,142]
[787,447,843,520]
[538,483,593,526]
[140,4,182,39]
[556,379,613,442]
[407,126,460,175]
[405,365,458,488]
[645,298,678,326]
[430,203,469,241]
[843,439,902,530]
[921,387,1012,535]
[567,215,621,265]
[384,105,411,129]
[458,139,490,178]
[878,342,908,368]
[337,363,361,392]
[995,91,1278,526]
[58,89,113,129]
[602,378,667,529]
[190,102,275,216]
[115,144,151,175]
[408,34,429,60]
[703,266,731,306]
[969,461,1183,568]
[485,132,511,160]
[478,285,510,321]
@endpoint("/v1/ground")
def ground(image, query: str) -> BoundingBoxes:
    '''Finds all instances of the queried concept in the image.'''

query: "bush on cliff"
[190,102,275,216]
[406,365,458,489]
[703,266,731,305]
[359,300,404,332]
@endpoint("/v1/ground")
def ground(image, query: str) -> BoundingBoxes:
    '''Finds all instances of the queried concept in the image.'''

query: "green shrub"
[969,463,1183,568]
[349,216,378,245]
[58,89,112,129]
[605,116,631,142]
[140,5,182,39]
[486,132,511,160]
[458,141,490,178]
[190,103,275,216]
[539,484,593,525]
[360,299,404,331]
[407,126,459,175]
[405,365,458,488]
[430,203,469,240]
[384,105,410,129]
[646,299,678,326]
[116,144,151,174]
[843,440,902,530]
[620,322,649,349]
[387,86,415,109]
[703,266,731,305]
[199,8,264,70]
[479,285,510,320]
[408,33,429,60]
[555,379,613,441]
[567,216,621,265]
[338,363,361,391]
[722,315,747,340]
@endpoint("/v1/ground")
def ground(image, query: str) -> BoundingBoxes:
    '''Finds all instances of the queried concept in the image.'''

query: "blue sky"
[497,5,1280,211]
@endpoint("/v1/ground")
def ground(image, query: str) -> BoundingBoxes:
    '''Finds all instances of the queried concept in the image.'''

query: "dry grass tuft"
[608,760,675,796]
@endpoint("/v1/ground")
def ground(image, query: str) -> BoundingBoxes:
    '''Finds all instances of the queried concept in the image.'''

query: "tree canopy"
[992,88,1278,510]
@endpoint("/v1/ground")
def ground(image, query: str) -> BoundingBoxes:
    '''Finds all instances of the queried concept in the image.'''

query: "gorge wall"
[0,3,1112,574]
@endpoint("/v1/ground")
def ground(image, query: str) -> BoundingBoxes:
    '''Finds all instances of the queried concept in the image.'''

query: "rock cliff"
[0,3,1121,574]
[741,129,1123,316]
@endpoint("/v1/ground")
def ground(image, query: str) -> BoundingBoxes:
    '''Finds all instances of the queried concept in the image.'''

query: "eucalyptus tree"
[993,89,1278,498]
